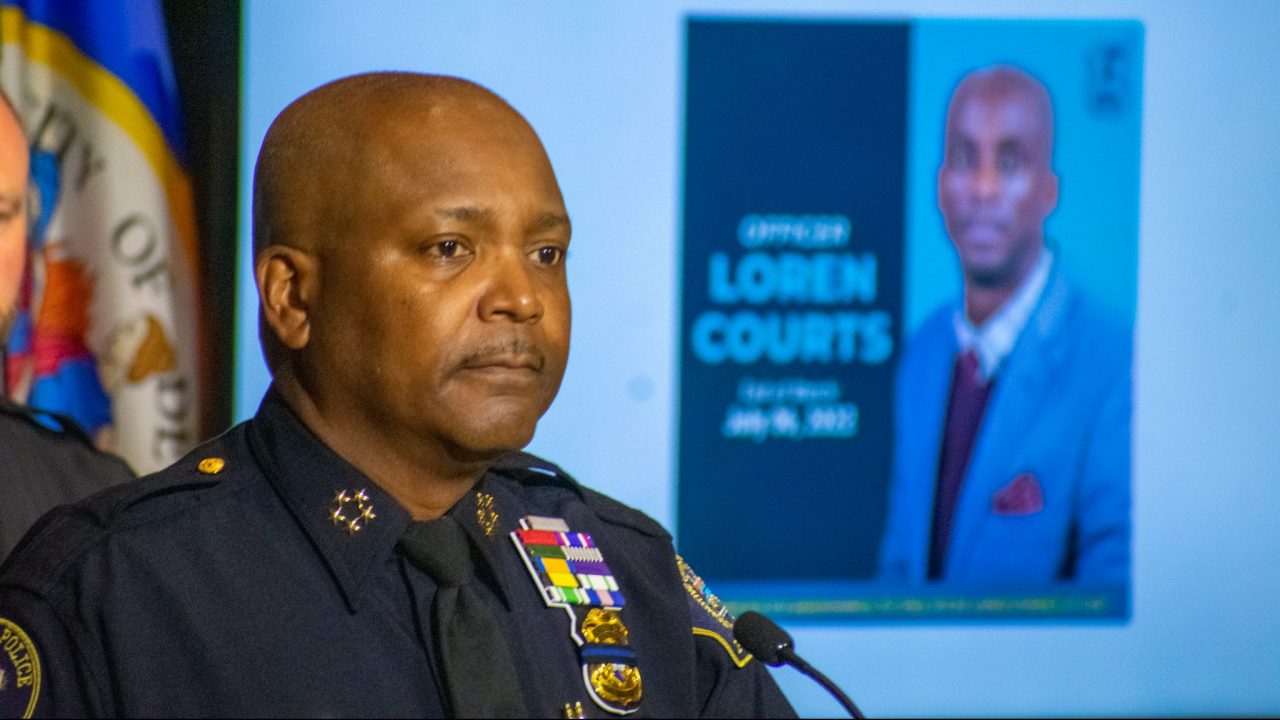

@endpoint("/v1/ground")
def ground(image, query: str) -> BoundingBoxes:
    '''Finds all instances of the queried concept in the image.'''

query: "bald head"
[947,65,1055,168]
[0,91,29,342]
[252,72,573,495]
[252,72,567,373]
[938,65,1059,300]
[252,72,551,258]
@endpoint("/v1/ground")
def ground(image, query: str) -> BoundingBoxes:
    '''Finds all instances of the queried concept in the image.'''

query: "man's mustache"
[456,339,547,371]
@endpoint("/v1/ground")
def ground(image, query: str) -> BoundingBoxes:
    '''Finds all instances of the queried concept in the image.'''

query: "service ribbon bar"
[513,519,625,608]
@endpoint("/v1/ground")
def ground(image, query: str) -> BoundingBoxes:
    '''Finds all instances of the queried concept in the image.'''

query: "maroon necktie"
[927,350,994,580]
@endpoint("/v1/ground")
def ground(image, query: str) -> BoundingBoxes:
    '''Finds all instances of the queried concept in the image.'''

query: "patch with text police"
[512,516,642,715]
[678,556,752,668]
[0,618,41,718]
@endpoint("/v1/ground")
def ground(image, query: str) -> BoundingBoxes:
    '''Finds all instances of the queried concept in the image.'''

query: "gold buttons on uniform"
[197,457,225,475]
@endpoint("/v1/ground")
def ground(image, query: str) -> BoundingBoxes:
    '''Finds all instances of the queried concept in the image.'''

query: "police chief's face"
[308,101,571,458]
[0,105,28,340]
[938,87,1057,287]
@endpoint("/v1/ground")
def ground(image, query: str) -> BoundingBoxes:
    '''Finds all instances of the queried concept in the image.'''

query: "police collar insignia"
[512,516,642,715]
[475,491,499,536]
[329,489,376,535]
[0,618,41,718]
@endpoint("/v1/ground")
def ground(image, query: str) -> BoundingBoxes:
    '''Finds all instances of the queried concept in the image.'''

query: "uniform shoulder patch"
[0,617,41,718]
[678,555,752,668]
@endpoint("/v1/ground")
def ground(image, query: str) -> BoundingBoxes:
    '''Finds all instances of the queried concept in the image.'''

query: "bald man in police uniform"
[0,91,133,564]
[0,74,795,718]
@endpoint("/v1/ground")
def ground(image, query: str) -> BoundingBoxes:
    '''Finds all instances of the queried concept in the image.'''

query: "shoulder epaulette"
[1,428,245,591]
[108,430,247,518]
[678,555,753,668]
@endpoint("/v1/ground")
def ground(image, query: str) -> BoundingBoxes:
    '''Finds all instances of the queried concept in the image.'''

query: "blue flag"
[1,0,200,473]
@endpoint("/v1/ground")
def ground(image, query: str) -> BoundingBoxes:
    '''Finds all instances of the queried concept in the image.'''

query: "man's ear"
[256,245,319,351]
[1042,170,1061,217]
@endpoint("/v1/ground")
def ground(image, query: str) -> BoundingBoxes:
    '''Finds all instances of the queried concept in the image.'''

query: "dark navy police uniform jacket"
[0,391,795,718]
[0,399,133,561]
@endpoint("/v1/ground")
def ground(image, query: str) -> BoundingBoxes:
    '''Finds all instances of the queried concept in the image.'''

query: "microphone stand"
[777,646,865,719]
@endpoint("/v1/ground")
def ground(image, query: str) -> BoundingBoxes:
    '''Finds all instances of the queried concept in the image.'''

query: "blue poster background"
[677,20,908,582]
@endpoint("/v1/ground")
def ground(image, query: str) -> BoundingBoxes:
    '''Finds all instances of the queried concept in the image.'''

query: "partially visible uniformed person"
[0,399,133,561]
[0,90,133,563]
[0,73,795,718]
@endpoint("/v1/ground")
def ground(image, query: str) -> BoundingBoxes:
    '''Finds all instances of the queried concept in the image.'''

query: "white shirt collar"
[953,249,1053,381]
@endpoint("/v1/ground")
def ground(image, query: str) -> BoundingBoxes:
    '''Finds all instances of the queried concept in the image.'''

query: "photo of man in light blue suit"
[879,65,1131,588]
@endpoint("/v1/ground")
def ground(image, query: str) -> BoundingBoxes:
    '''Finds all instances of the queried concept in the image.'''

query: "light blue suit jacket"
[879,268,1131,587]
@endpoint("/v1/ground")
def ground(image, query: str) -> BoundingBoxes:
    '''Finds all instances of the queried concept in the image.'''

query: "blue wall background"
[236,1,1280,716]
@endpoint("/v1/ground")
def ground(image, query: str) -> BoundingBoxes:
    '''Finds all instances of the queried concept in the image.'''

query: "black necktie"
[397,515,528,718]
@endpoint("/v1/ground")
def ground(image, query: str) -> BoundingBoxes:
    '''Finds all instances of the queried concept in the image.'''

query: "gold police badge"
[0,618,40,718]
[511,516,643,715]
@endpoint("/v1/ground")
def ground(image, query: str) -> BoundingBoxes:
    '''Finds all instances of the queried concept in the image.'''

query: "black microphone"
[733,610,866,719]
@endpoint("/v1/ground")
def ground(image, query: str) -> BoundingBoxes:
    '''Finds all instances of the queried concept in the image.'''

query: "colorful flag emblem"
[0,0,200,473]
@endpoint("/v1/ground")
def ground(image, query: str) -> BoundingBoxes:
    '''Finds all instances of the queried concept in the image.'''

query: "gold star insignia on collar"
[476,491,499,536]
[329,488,375,535]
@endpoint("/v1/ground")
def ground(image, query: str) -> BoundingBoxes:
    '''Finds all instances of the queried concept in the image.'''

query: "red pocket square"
[992,472,1044,515]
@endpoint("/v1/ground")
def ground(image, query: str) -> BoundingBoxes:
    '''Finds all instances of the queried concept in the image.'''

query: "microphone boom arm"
[733,610,867,718]
[778,646,865,719]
